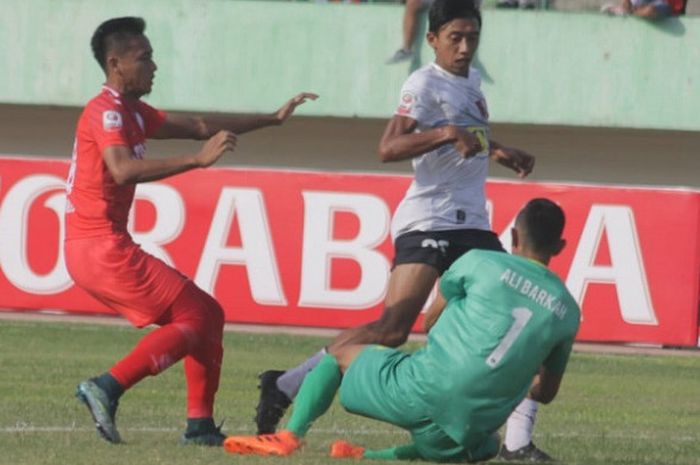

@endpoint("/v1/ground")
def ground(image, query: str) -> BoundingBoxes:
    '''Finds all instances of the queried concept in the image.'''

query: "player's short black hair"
[428,0,482,34]
[91,17,146,71]
[516,198,565,255]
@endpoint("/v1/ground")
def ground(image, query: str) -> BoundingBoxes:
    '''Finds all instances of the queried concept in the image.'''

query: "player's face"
[115,36,157,98]
[428,18,480,77]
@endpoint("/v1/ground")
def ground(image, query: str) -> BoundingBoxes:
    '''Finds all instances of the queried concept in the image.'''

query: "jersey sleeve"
[89,104,132,153]
[542,338,573,375]
[394,73,436,124]
[137,101,167,138]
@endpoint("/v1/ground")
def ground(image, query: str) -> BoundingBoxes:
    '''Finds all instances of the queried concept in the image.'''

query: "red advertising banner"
[1,156,699,346]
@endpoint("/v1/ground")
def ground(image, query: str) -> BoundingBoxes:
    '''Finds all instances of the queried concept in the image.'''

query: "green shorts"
[339,346,499,462]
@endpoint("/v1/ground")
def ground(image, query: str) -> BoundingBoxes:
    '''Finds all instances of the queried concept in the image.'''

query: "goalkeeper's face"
[427,17,480,78]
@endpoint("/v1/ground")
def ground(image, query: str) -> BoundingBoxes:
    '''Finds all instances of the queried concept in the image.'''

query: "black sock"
[186,417,215,434]
[92,373,124,401]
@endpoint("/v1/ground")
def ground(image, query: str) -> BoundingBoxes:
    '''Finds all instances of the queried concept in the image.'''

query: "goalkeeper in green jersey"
[225,198,581,462]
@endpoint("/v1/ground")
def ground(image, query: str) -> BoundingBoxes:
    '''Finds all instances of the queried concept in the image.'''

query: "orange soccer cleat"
[330,440,365,459]
[224,430,301,456]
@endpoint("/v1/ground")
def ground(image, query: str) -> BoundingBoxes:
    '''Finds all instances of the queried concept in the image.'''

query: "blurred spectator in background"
[601,0,687,18]
[387,0,482,64]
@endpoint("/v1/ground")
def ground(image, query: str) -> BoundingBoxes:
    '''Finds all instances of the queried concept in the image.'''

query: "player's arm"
[527,366,563,405]
[152,92,318,140]
[102,131,237,185]
[424,253,479,331]
[488,139,535,178]
[423,289,447,332]
[378,115,484,162]
[529,336,574,404]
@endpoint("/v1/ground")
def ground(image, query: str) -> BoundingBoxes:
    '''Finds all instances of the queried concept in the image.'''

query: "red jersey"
[65,85,166,239]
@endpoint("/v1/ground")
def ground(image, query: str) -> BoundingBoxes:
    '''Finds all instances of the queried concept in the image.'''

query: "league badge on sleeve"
[397,91,416,116]
[102,110,123,132]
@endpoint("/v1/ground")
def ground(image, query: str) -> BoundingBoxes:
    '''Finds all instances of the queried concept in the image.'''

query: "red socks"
[109,281,225,418]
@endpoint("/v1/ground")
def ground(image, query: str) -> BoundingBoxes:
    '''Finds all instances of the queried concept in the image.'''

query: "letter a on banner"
[298,192,391,309]
[566,205,658,325]
[195,187,286,305]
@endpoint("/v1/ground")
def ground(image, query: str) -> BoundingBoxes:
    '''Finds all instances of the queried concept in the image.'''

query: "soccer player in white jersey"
[255,1,548,461]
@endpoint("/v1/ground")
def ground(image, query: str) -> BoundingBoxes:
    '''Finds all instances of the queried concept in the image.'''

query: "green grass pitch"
[1,320,699,465]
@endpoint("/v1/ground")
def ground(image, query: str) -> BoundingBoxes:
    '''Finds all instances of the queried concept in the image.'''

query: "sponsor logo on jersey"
[102,110,123,132]
[397,91,416,116]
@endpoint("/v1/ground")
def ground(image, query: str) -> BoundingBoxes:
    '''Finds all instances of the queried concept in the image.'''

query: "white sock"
[276,348,327,400]
[504,398,538,451]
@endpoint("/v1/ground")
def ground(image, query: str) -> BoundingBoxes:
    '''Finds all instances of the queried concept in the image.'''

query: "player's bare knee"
[375,325,410,347]
[331,350,353,373]
[373,315,412,347]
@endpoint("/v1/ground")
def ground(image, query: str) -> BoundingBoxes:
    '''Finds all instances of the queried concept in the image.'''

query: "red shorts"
[65,234,188,327]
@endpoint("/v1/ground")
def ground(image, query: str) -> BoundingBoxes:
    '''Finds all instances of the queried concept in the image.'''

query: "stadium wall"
[1,0,699,130]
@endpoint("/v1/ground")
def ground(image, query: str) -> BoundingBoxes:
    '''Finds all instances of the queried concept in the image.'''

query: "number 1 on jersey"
[486,307,533,368]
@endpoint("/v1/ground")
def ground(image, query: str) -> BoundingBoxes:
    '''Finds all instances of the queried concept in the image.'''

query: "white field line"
[2,310,700,356]
[0,424,697,443]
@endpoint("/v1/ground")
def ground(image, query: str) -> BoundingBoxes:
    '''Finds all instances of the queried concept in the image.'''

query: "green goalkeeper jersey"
[401,249,581,446]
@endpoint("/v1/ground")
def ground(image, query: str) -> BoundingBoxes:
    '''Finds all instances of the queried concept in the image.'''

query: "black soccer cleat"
[254,370,292,434]
[499,442,554,462]
[180,419,226,446]
[75,379,122,444]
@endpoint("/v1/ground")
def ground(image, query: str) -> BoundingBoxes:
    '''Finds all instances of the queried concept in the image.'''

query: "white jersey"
[391,62,492,240]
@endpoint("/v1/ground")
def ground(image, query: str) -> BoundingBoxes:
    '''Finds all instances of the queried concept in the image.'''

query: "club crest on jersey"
[397,91,416,116]
[102,110,123,132]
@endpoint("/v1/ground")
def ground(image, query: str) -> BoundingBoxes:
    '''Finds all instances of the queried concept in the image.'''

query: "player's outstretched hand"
[275,92,319,124]
[196,130,237,167]
[453,129,483,159]
[495,147,535,178]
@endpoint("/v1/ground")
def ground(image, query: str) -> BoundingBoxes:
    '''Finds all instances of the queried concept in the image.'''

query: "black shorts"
[393,229,505,275]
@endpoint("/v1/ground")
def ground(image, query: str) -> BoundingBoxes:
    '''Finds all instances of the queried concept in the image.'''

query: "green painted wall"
[1,0,698,130]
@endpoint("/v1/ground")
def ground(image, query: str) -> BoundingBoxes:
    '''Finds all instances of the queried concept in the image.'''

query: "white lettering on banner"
[128,184,184,266]
[499,217,516,253]
[488,199,516,252]
[0,175,72,294]
[566,205,657,325]
[298,192,391,309]
[195,187,287,305]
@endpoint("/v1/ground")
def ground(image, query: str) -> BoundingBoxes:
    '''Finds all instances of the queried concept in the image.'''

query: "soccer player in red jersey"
[66,16,317,446]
